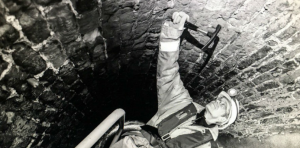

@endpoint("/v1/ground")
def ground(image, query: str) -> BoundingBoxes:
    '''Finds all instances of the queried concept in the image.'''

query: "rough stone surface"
[256,81,280,92]
[1,0,300,147]
[58,64,78,85]
[257,60,283,73]
[65,41,91,70]
[238,58,254,70]
[40,40,67,69]
[35,0,61,6]
[77,9,100,34]
[2,0,32,13]
[0,56,8,74]
[252,73,273,85]
[12,43,47,75]
[2,65,29,94]
[74,0,99,14]
[0,24,20,48]
[47,4,78,44]
[239,68,256,81]
[39,90,58,102]
[0,0,102,147]
[18,8,50,43]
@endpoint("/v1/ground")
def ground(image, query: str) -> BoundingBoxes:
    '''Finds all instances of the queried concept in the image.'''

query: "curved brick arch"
[1,0,300,147]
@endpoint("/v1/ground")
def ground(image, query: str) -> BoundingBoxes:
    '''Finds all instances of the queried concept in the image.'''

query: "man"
[111,11,239,148]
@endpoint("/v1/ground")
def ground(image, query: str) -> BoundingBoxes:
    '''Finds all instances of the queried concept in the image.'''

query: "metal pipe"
[109,115,125,147]
[76,109,125,148]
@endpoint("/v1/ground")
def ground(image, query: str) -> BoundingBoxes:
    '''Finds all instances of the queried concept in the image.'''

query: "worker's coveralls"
[111,21,219,148]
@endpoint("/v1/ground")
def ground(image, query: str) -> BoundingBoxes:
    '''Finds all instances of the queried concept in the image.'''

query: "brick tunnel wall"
[0,0,300,147]
[0,0,106,147]
[102,0,300,141]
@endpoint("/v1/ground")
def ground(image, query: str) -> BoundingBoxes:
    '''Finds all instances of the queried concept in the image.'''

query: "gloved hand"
[160,12,190,42]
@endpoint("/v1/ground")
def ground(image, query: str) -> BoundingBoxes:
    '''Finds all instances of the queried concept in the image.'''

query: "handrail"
[76,109,125,148]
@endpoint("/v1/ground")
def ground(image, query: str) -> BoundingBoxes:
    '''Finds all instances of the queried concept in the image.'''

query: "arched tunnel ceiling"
[102,0,300,138]
[0,0,300,147]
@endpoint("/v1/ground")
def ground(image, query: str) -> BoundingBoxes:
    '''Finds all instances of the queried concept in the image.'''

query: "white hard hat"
[218,90,240,130]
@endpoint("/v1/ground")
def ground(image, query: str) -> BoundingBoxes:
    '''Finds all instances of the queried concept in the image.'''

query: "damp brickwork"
[102,0,300,140]
[0,0,104,147]
[1,0,300,147]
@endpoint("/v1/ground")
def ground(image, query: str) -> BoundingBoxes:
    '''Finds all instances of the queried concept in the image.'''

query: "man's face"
[205,97,231,124]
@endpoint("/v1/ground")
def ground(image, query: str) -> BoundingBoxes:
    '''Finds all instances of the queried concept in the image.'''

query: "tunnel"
[0,0,300,147]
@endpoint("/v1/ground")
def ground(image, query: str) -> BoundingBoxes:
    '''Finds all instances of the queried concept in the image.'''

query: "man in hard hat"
[111,11,239,148]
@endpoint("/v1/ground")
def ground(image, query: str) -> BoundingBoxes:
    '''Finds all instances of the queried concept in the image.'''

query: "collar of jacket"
[192,102,219,141]
[208,125,219,141]
[194,109,216,128]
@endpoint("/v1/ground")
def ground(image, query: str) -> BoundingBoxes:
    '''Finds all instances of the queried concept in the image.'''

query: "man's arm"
[156,12,193,112]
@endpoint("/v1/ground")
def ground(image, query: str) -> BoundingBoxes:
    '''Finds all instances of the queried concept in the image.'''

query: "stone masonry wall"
[102,0,300,140]
[1,0,300,147]
[0,0,105,147]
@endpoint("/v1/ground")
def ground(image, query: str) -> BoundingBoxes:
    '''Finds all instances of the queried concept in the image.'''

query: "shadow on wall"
[215,133,300,148]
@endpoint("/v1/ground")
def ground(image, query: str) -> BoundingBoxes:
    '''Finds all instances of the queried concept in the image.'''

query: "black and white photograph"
[0,0,300,147]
